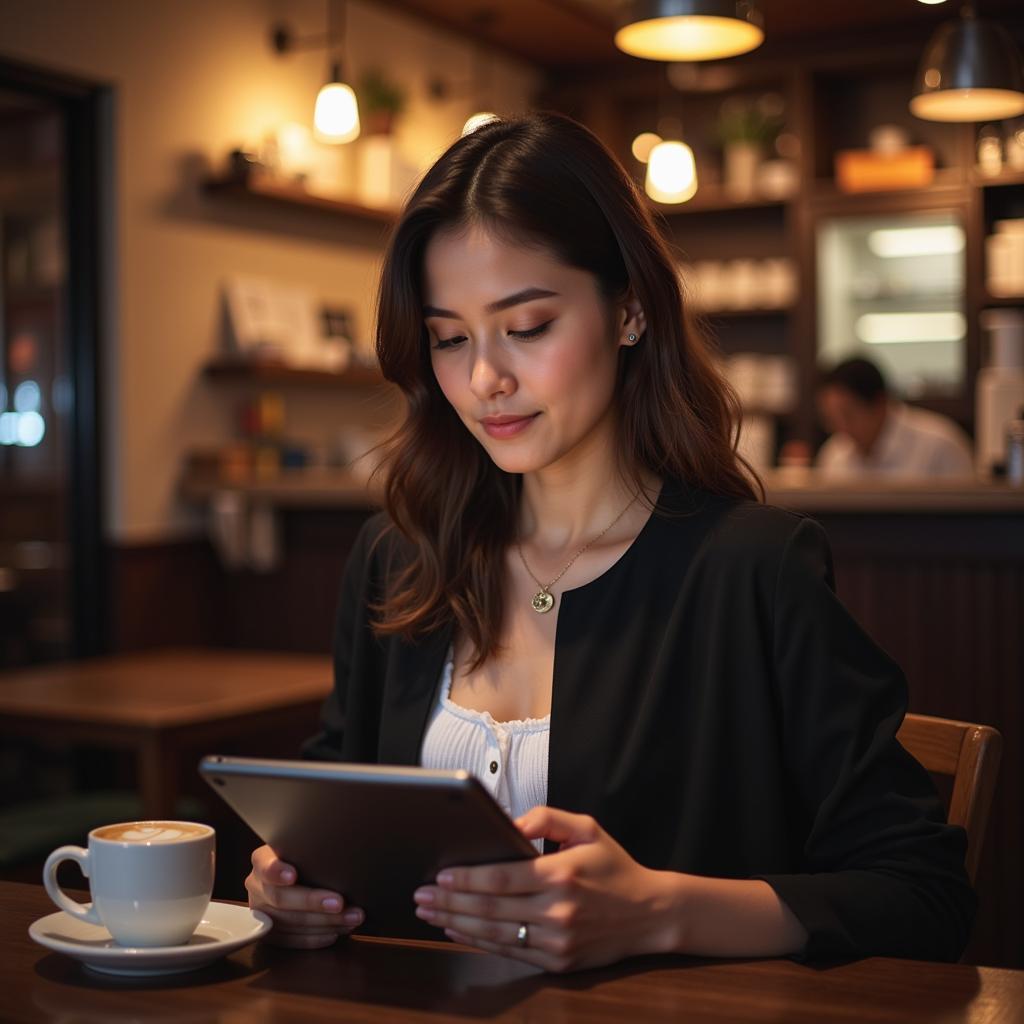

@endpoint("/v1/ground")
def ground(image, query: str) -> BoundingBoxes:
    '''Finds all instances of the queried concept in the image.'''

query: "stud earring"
[628,333,637,342]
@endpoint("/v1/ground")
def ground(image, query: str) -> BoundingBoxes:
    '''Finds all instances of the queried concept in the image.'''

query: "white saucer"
[29,901,272,976]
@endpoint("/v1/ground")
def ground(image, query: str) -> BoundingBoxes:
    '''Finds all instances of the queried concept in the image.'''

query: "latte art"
[95,821,211,843]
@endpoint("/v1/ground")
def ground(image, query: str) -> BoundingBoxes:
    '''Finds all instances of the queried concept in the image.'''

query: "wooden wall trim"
[106,538,223,652]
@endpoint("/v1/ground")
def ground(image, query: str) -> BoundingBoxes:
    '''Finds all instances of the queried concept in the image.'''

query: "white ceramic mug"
[43,821,215,947]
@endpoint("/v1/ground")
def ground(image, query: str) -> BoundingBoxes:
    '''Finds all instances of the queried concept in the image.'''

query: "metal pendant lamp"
[615,1,764,62]
[910,4,1024,122]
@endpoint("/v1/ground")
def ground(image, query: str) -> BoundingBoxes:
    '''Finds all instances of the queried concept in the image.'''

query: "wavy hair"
[366,110,761,670]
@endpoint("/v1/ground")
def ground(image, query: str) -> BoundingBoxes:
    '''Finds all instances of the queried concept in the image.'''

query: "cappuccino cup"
[43,821,215,947]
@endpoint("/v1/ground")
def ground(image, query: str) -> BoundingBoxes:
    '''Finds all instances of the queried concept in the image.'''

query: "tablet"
[198,754,538,940]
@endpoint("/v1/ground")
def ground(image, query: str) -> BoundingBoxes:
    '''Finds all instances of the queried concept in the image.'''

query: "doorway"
[0,59,106,667]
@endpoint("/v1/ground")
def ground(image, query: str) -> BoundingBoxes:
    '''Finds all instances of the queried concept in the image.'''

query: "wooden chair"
[895,713,1002,885]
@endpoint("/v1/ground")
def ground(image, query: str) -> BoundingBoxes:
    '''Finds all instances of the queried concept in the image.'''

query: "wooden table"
[0,649,332,818]
[5,882,1023,1023]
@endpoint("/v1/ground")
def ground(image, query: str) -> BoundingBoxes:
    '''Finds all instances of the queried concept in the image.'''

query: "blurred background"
[0,0,1021,969]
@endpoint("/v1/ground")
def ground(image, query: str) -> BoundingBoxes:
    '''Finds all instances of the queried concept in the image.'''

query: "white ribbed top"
[420,643,549,853]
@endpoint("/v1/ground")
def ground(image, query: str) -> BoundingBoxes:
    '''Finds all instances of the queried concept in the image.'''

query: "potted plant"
[715,94,785,198]
[356,67,408,137]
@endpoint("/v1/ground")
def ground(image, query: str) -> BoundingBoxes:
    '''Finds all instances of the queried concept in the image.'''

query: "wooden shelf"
[697,306,793,318]
[808,171,969,204]
[201,175,398,224]
[982,294,1024,307]
[180,467,382,509]
[649,185,790,215]
[973,169,1024,189]
[202,357,390,388]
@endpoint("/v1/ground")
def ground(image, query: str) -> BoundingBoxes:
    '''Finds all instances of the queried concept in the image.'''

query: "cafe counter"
[181,467,1024,514]
[762,472,1024,514]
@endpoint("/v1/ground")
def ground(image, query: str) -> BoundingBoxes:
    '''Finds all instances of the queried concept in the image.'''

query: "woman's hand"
[245,844,364,948]
[411,807,681,972]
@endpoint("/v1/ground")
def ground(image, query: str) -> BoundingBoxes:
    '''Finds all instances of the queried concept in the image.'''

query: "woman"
[245,111,975,971]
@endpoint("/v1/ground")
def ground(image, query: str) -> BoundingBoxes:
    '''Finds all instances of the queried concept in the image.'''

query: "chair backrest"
[896,713,1002,885]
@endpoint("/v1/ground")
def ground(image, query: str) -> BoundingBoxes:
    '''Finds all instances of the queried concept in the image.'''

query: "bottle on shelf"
[985,220,1024,298]
[1007,407,1024,486]
[976,309,1024,477]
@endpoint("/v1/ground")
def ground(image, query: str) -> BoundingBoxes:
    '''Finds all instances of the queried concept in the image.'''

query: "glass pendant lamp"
[645,139,699,203]
[314,60,360,143]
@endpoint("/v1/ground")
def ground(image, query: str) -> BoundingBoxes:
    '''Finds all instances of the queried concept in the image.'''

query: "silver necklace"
[515,492,640,614]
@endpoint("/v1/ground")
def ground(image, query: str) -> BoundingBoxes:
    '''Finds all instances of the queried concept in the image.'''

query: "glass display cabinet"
[816,209,967,399]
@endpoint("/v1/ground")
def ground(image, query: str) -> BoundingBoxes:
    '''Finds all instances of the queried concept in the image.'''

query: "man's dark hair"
[818,357,888,405]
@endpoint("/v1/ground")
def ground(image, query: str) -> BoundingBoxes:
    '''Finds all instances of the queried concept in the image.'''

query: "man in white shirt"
[815,358,974,479]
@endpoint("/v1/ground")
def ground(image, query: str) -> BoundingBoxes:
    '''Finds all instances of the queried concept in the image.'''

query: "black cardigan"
[303,474,976,964]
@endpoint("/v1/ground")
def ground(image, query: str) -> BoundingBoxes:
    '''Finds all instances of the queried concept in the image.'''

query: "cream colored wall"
[0,0,541,542]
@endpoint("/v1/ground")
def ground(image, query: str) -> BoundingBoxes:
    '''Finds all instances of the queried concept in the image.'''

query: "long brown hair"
[367,110,761,670]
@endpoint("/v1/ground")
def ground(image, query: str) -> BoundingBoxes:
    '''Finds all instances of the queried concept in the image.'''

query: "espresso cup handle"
[43,846,103,925]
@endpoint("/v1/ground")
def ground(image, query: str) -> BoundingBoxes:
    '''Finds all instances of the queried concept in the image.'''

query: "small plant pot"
[724,141,761,199]
[362,110,395,137]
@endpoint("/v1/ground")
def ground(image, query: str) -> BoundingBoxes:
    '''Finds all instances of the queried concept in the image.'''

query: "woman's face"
[423,225,644,476]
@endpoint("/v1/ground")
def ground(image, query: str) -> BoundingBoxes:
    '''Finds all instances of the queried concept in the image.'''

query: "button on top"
[489,760,499,774]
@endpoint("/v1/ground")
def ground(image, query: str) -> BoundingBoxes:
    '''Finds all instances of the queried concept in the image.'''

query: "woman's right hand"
[245,844,364,948]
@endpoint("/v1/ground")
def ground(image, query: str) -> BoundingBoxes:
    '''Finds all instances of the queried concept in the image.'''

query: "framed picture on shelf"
[223,275,321,365]
[318,304,355,371]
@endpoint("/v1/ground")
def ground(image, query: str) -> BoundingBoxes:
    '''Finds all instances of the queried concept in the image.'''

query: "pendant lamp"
[273,0,360,143]
[315,61,361,143]
[463,113,500,136]
[462,30,500,136]
[646,138,699,203]
[314,0,359,143]
[615,1,764,62]
[910,5,1024,122]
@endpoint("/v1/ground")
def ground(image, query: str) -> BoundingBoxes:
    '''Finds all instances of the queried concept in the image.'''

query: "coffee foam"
[95,822,210,843]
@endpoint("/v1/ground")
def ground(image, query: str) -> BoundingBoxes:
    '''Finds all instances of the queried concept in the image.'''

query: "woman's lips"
[481,413,540,439]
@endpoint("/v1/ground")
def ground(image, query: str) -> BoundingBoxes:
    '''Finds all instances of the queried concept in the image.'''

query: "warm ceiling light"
[274,1,361,144]
[462,112,500,136]
[615,1,764,62]
[632,131,663,162]
[867,225,965,258]
[910,7,1024,122]
[645,139,698,203]
[314,62,361,143]
[856,312,966,345]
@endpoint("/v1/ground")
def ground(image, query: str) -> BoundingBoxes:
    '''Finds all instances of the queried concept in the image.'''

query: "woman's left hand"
[411,806,680,972]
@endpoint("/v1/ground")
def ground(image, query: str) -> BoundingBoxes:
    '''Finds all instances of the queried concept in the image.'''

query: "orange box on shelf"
[834,147,935,193]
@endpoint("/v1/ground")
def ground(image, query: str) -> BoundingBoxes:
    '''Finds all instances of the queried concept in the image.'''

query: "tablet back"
[200,755,538,939]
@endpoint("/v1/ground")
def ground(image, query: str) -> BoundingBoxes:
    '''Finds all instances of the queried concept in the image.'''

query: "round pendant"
[531,589,555,614]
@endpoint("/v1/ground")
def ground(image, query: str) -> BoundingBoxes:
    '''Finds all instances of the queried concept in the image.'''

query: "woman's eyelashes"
[432,334,465,350]
[509,319,555,340]
[431,319,554,350]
